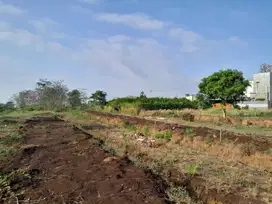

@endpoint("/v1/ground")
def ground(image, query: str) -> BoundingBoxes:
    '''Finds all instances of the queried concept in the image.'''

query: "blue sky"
[0,0,271,102]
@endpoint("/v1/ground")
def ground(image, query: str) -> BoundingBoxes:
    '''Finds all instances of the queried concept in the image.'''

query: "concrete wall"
[237,101,270,109]
[185,95,196,101]
[245,80,254,97]
[251,72,272,101]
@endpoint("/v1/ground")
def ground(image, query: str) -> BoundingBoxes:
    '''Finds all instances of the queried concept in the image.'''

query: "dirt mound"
[87,111,272,152]
[2,118,167,204]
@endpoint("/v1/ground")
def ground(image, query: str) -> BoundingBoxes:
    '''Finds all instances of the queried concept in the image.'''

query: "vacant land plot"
[87,111,272,153]
[63,110,272,204]
[1,111,271,204]
[0,116,167,204]
[138,109,272,136]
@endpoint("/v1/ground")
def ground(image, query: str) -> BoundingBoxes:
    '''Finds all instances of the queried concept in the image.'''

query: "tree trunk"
[221,105,227,119]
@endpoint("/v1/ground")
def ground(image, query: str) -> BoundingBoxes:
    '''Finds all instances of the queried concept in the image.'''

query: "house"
[245,72,272,101]
[185,94,196,101]
[239,72,272,109]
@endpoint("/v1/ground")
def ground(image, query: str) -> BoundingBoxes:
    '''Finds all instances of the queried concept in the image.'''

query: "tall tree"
[5,101,15,110]
[68,89,82,108]
[0,103,5,112]
[139,91,147,98]
[260,63,272,73]
[198,69,249,118]
[36,79,68,110]
[13,90,40,108]
[195,93,212,109]
[89,90,107,106]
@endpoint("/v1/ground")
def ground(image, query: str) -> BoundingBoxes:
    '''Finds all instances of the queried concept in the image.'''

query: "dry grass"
[139,111,272,137]
[93,115,272,171]
[65,111,272,204]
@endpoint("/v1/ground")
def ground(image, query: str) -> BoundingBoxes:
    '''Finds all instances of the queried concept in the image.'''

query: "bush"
[22,104,44,111]
[182,113,195,122]
[108,97,197,111]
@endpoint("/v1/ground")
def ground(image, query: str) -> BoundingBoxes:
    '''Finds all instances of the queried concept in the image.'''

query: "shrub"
[107,97,197,111]
[256,98,266,101]
[182,113,195,122]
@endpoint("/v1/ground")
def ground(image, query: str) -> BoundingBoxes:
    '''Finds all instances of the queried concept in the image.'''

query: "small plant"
[33,125,47,129]
[52,112,58,120]
[127,124,137,132]
[166,186,202,204]
[164,129,172,141]
[154,130,172,142]
[0,133,24,145]
[0,169,31,202]
[0,147,15,157]
[184,128,194,135]
[184,163,199,176]
[182,113,195,122]
[264,149,272,155]
[142,126,150,137]
[121,121,137,132]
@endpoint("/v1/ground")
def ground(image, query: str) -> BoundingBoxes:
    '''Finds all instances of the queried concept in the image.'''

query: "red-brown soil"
[87,111,272,152]
[2,117,168,204]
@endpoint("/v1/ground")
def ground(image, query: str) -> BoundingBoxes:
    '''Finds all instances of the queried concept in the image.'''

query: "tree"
[36,79,68,110]
[0,103,5,112]
[260,63,272,73]
[198,69,249,118]
[139,91,147,98]
[13,90,40,108]
[68,89,82,108]
[195,93,212,109]
[0,101,15,112]
[89,90,107,106]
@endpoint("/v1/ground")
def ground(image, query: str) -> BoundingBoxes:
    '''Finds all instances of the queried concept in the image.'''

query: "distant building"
[239,72,272,109]
[245,80,254,98]
[246,72,272,101]
[185,94,196,101]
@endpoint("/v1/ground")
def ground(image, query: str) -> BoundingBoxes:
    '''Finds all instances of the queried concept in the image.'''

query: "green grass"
[66,110,94,120]
[0,147,15,157]
[203,108,272,118]
[184,128,194,135]
[184,164,199,176]
[0,168,31,202]
[142,126,150,136]
[0,133,24,145]
[154,129,172,141]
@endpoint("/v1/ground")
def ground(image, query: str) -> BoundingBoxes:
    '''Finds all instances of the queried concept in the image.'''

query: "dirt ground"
[2,117,168,204]
[70,112,271,204]
[87,111,272,152]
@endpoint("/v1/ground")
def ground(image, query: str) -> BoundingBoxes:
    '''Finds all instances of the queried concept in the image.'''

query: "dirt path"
[5,117,167,204]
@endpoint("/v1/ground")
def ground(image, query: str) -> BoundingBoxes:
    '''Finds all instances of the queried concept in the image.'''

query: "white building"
[185,94,196,101]
[240,72,272,109]
[248,72,272,101]
[245,80,254,98]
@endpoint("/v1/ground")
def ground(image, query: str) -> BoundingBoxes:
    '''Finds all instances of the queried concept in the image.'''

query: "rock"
[103,156,120,163]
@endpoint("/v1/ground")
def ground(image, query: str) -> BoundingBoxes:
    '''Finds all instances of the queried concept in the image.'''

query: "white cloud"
[71,36,197,97]
[28,18,58,33]
[95,12,166,30]
[0,1,26,15]
[0,20,10,30]
[0,15,198,101]
[229,36,248,46]
[107,35,131,43]
[78,0,100,4]
[169,28,202,52]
